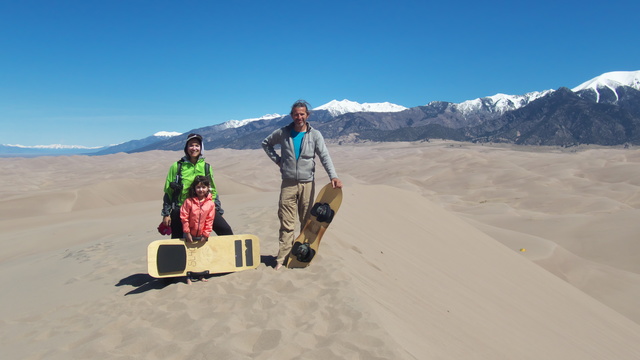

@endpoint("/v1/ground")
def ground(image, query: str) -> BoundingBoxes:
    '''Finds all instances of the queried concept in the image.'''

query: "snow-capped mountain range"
[455,90,554,116]
[0,101,406,153]
[217,114,283,130]
[423,70,640,119]
[2,70,639,155]
[3,144,103,150]
[213,100,407,130]
[3,131,181,151]
[208,70,640,132]
[88,131,185,155]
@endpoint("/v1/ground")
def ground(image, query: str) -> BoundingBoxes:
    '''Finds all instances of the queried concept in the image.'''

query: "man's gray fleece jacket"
[262,122,339,182]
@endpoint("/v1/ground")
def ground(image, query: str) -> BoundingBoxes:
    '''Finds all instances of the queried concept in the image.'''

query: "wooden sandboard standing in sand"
[147,234,260,278]
[286,183,343,269]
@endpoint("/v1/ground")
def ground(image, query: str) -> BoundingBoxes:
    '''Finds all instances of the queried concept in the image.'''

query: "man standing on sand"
[262,100,343,270]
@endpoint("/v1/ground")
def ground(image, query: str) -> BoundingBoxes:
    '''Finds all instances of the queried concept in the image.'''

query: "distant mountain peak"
[572,70,640,102]
[220,113,283,130]
[3,143,101,150]
[154,131,182,137]
[455,90,553,115]
[315,99,407,116]
[573,70,640,92]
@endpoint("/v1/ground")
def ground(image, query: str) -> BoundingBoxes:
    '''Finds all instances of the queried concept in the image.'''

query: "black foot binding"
[311,202,334,223]
[187,270,210,281]
[292,243,316,263]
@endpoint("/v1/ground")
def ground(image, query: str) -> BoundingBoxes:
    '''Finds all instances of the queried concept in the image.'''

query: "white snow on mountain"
[4,132,180,149]
[573,70,640,92]
[315,99,408,117]
[220,113,283,129]
[154,131,182,137]
[3,144,103,150]
[456,90,553,115]
[572,70,640,102]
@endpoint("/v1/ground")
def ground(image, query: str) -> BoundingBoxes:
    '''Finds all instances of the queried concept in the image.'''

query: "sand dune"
[1,142,640,359]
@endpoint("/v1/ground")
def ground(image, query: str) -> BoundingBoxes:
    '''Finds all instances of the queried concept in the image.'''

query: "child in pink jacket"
[180,176,216,284]
[180,175,216,244]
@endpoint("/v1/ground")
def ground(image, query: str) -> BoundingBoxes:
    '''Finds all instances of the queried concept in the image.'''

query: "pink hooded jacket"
[180,193,215,238]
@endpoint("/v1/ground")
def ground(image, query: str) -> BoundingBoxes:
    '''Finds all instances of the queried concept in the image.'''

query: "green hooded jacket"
[161,156,218,216]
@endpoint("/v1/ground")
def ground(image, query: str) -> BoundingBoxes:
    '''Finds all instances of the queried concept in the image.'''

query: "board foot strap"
[292,242,316,262]
[310,202,334,223]
[187,270,210,279]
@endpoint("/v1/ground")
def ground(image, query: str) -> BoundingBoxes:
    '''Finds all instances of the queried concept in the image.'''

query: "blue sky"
[1,0,639,147]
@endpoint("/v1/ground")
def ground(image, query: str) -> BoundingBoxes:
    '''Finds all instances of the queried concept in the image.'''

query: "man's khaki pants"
[277,179,315,265]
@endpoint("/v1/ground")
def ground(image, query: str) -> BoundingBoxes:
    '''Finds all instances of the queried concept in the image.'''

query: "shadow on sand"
[116,273,228,295]
[261,255,277,269]
[115,274,174,295]
[117,255,277,295]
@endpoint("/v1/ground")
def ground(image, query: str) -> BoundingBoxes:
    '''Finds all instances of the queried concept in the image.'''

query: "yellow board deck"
[286,183,343,269]
[147,234,260,278]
